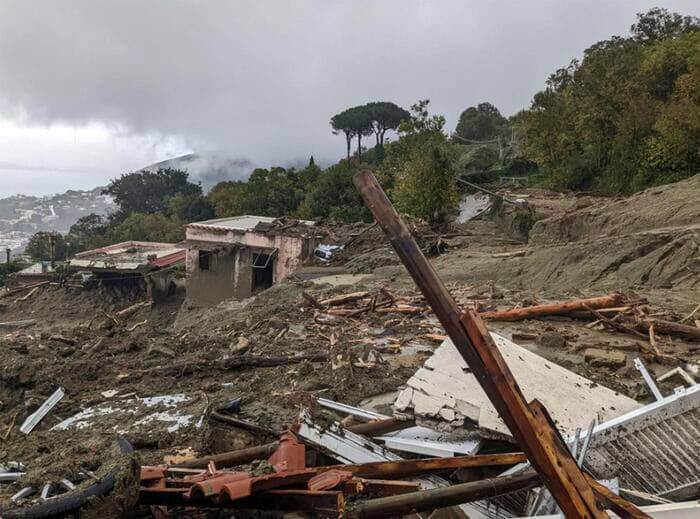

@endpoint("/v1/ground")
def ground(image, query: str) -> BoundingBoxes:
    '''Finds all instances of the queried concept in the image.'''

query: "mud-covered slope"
[530,174,700,245]
[427,227,699,295]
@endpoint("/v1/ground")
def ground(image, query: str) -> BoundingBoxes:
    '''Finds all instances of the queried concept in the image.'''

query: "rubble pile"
[0,173,697,517]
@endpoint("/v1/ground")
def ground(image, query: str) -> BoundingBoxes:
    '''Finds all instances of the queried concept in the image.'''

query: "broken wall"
[185,226,315,306]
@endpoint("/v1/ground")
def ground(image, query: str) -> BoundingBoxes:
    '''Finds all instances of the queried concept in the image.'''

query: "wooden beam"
[342,417,414,436]
[348,472,540,518]
[174,442,278,469]
[586,475,652,519]
[353,170,607,518]
[321,453,527,479]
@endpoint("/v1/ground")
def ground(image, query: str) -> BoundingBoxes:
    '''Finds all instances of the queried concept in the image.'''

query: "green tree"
[519,8,699,193]
[364,101,411,148]
[104,168,203,220]
[331,109,358,161]
[25,232,70,261]
[631,7,699,42]
[331,106,375,161]
[297,162,370,222]
[208,180,250,217]
[66,213,110,252]
[245,167,304,216]
[208,167,307,218]
[391,133,458,224]
[454,102,507,142]
[380,100,458,225]
[167,192,215,222]
[0,260,25,287]
[109,213,185,243]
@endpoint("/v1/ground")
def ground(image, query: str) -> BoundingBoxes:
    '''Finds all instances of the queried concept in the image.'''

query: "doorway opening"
[252,251,275,293]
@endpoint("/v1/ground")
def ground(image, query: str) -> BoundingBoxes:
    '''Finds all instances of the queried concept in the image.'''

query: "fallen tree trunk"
[567,306,633,319]
[375,305,426,315]
[341,417,414,437]
[174,419,417,470]
[479,294,624,321]
[116,300,151,318]
[324,453,528,480]
[624,317,700,340]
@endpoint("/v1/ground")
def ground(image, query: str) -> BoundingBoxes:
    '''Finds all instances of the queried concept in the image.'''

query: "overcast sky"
[0,0,697,197]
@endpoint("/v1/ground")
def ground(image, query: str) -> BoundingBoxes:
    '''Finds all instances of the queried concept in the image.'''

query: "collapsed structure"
[1,173,698,517]
[67,241,185,301]
[184,215,318,305]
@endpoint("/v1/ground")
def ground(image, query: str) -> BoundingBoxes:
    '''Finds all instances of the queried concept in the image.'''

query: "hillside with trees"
[519,7,699,193]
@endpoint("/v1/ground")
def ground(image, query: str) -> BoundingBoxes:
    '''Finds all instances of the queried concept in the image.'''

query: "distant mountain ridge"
[139,151,256,192]
[0,151,255,253]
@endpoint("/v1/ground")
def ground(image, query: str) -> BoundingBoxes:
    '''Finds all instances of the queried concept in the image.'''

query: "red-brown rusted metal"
[220,469,318,502]
[308,469,354,491]
[268,431,306,472]
[189,471,249,500]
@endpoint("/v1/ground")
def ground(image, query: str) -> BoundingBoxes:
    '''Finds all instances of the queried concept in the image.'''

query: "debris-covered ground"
[0,176,697,515]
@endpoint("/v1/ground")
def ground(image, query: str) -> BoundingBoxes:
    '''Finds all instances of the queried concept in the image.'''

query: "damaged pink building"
[184,215,318,306]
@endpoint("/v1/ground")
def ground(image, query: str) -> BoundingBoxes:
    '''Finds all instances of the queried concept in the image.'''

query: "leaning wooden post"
[353,170,608,518]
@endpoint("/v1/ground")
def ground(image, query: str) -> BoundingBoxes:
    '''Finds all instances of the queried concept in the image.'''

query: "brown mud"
[0,176,697,514]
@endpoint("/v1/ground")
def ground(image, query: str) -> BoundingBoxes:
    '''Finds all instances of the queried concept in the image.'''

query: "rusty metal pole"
[349,472,540,518]
[352,170,607,518]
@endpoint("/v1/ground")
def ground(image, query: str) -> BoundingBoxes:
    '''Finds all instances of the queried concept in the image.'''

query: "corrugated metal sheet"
[472,384,700,517]
[582,384,700,500]
[187,215,315,233]
[148,249,185,268]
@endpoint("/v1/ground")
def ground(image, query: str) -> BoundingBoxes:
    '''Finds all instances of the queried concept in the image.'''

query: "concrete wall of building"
[185,247,238,306]
[185,226,315,306]
[147,270,183,303]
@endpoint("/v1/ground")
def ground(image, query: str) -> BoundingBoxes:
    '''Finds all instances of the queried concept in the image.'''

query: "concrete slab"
[396,333,641,438]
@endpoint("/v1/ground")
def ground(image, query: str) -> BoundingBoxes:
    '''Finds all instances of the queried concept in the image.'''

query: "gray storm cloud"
[0,0,697,169]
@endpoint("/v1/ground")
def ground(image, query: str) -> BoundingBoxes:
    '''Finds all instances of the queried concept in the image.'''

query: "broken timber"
[348,472,540,518]
[479,294,624,321]
[353,170,628,518]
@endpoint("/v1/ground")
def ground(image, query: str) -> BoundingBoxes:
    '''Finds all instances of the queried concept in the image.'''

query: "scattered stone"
[148,345,176,357]
[583,348,626,368]
[49,335,76,346]
[231,336,251,353]
[537,331,567,349]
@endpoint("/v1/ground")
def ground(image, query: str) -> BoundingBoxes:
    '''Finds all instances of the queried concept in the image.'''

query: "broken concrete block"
[394,388,413,411]
[411,392,445,417]
[438,408,456,421]
[584,348,626,368]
